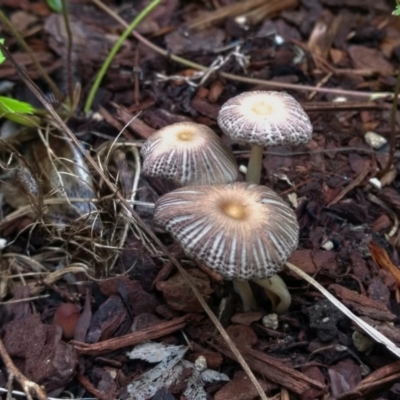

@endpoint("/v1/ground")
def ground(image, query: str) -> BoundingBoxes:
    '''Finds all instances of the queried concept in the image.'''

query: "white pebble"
[321,240,334,251]
[369,178,382,190]
[364,131,387,150]
[262,313,279,330]
[194,355,207,372]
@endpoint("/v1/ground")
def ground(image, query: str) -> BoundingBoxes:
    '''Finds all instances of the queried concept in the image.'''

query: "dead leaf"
[328,359,362,397]
[369,241,400,288]
[215,371,271,400]
[3,316,78,393]
[156,269,213,313]
[126,341,229,400]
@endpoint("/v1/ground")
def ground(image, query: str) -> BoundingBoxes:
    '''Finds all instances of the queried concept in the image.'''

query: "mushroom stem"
[233,280,258,311]
[253,275,291,314]
[245,145,264,184]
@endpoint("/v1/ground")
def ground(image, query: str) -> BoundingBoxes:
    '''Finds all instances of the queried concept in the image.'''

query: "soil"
[1,0,400,399]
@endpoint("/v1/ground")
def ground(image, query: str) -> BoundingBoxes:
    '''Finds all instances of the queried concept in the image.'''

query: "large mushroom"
[141,122,238,186]
[216,90,312,311]
[154,182,299,313]
[218,90,312,184]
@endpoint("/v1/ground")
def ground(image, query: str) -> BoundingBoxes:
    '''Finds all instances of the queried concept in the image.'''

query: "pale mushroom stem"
[245,145,264,184]
[245,146,292,314]
[253,275,292,314]
[233,145,264,311]
[233,281,257,311]
[234,144,263,309]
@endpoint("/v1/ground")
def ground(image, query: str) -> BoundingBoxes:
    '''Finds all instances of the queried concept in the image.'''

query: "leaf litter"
[2,0,400,399]
[126,341,229,400]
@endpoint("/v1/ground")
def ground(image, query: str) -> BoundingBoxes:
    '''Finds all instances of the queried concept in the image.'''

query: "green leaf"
[393,5,400,15]
[46,0,63,13]
[0,96,40,126]
[0,96,36,114]
[0,112,40,127]
[0,39,5,65]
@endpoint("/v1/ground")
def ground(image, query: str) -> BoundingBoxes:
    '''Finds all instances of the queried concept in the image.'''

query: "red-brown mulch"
[1,0,400,399]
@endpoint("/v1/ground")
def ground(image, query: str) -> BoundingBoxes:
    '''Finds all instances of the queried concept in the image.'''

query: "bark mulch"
[1,0,400,399]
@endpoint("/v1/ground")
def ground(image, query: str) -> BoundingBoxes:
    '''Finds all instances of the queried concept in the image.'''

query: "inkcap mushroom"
[218,90,312,184]
[141,122,238,186]
[154,182,298,312]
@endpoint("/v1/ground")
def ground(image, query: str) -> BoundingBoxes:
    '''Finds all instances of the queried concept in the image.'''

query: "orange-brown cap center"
[220,200,247,220]
[177,131,193,141]
[251,101,273,116]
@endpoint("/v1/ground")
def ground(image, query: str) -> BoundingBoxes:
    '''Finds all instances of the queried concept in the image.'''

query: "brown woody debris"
[156,269,213,313]
[213,341,326,396]
[215,371,272,400]
[3,316,78,394]
[231,311,263,326]
[328,359,362,397]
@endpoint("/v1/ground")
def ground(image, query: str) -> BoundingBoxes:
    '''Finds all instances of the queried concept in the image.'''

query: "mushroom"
[217,91,312,311]
[53,303,80,340]
[154,182,299,312]
[217,91,312,184]
[141,122,238,186]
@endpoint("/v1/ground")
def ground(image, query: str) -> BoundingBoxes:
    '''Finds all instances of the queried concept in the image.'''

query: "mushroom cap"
[141,122,238,186]
[154,182,299,280]
[217,91,312,147]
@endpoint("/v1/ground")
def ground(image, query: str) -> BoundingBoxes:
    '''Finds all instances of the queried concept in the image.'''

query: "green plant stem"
[61,0,74,104]
[84,0,162,113]
[0,9,63,102]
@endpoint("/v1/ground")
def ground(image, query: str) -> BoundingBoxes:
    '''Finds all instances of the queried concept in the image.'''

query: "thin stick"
[0,338,47,400]
[84,0,162,113]
[61,0,74,102]
[286,262,400,358]
[72,316,188,355]
[0,43,270,400]
[187,0,266,29]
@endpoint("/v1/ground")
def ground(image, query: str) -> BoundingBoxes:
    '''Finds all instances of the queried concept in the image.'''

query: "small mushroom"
[218,91,312,184]
[141,122,238,186]
[154,182,298,312]
[53,303,80,340]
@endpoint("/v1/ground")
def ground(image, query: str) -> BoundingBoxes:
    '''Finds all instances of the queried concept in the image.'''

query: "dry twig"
[71,316,189,356]
[0,338,47,400]
[286,262,400,358]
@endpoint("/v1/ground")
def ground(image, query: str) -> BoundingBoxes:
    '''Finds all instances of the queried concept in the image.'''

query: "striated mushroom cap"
[154,182,299,280]
[141,122,238,186]
[217,91,312,147]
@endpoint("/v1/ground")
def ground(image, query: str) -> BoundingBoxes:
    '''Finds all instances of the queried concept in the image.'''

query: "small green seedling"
[0,39,5,64]
[46,0,62,14]
[0,39,40,127]
[0,96,41,127]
